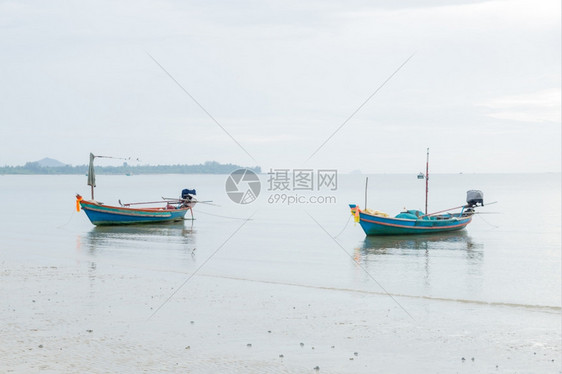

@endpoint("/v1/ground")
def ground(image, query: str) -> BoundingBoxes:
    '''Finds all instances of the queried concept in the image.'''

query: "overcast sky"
[0,0,560,173]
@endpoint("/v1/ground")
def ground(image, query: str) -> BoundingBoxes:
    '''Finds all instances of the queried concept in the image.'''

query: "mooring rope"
[195,209,254,221]
[475,213,499,229]
[333,213,353,238]
[56,210,76,229]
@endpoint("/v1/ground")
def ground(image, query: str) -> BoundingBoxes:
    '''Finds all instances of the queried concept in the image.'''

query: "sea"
[0,173,560,373]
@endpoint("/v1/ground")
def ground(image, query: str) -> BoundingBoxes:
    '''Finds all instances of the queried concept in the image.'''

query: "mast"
[425,148,429,215]
[365,177,369,209]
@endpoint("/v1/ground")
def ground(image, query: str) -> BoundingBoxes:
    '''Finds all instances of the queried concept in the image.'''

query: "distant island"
[0,158,261,175]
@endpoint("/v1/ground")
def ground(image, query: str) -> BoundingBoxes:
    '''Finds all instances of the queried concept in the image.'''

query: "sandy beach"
[1,260,559,373]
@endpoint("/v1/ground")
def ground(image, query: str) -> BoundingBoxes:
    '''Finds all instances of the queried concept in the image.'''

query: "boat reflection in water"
[82,221,196,257]
[76,221,197,307]
[353,231,484,288]
[356,231,483,261]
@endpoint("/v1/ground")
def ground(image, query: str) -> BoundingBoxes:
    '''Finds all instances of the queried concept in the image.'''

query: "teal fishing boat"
[349,149,484,236]
[349,203,477,236]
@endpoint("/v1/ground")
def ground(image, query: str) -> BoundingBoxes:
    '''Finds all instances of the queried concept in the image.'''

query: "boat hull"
[80,200,190,226]
[355,210,472,236]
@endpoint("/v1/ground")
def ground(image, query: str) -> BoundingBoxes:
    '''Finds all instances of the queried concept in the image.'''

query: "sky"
[0,0,560,173]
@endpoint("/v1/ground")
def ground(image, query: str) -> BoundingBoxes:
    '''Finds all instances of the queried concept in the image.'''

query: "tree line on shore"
[0,161,261,175]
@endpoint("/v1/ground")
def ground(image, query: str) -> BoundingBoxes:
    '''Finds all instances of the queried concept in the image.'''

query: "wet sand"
[1,261,559,373]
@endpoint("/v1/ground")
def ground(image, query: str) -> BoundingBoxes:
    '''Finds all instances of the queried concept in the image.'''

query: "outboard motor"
[466,190,484,207]
[181,189,196,199]
[181,188,196,206]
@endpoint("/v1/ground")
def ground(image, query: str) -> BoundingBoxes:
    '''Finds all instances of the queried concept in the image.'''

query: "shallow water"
[0,173,560,373]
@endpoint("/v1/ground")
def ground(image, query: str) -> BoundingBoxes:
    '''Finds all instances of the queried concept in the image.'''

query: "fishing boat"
[349,149,484,236]
[349,203,478,236]
[76,153,197,226]
[77,195,195,226]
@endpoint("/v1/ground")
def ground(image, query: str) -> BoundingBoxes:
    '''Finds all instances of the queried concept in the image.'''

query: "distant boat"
[417,172,424,179]
[77,153,197,226]
[349,149,484,236]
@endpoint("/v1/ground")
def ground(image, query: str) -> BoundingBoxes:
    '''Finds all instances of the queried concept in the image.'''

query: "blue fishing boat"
[77,198,194,226]
[76,153,197,226]
[349,149,484,236]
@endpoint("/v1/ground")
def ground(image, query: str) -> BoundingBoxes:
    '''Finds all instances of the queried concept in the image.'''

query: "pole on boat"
[425,148,429,215]
[364,177,369,209]
[87,153,96,200]
[86,153,139,201]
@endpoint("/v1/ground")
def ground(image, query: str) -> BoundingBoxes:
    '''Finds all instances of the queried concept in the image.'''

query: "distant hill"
[35,158,68,167]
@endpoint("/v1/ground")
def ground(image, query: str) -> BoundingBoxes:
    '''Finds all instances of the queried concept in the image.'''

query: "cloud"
[479,89,561,123]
